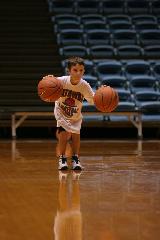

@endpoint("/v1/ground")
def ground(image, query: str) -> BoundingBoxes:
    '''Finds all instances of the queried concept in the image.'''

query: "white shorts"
[56,118,82,134]
[54,106,82,134]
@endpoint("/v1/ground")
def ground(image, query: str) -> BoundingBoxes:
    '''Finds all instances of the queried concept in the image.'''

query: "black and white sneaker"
[71,155,83,170]
[58,156,68,170]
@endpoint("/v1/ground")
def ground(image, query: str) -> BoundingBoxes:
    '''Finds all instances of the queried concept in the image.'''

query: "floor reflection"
[10,139,144,162]
[0,140,159,239]
[81,168,160,240]
[54,171,82,240]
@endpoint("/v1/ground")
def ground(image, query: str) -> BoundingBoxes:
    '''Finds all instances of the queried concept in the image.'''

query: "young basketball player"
[54,56,95,170]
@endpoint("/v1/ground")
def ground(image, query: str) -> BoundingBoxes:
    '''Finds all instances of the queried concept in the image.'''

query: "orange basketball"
[38,75,63,102]
[94,85,119,112]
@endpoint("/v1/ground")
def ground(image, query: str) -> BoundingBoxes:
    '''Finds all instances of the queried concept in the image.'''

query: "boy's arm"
[84,83,95,105]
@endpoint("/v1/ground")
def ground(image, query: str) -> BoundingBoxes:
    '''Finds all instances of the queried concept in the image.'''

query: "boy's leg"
[71,133,83,170]
[56,128,72,157]
[71,133,80,155]
[57,127,71,170]
[58,130,69,156]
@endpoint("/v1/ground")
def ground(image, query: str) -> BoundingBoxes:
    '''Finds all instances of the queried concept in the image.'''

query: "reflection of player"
[54,172,82,240]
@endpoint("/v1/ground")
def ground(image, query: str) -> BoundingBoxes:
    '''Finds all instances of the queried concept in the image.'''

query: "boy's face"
[68,63,85,85]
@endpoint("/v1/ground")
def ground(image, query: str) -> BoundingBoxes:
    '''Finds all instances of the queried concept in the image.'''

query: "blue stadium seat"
[83,20,107,32]
[124,60,152,80]
[139,30,160,47]
[143,45,160,59]
[152,62,160,82]
[117,45,144,59]
[59,45,89,59]
[96,61,124,81]
[131,14,157,24]
[80,14,106,24]
[102,0,125,15]
[75,0,101,14]
[134,21,159,33]
[112,29,138,47]
[130,76,158,93]
[101,76,128,91]
[49,0,76,14]
[116,89,136,111]
[134,91,160,113]
[107,14,131,24]
[57,29,84,46]
[89,45,116,59]
[52,14,80,24]
[109,21,133,33]
[85,29,111,46]
[157,16,160,24]
[54,20,81,33]
[151,0,160,15]
[125,0,150,15]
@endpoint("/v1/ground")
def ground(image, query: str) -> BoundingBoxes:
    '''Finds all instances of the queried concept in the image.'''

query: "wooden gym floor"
[0,139,160,240]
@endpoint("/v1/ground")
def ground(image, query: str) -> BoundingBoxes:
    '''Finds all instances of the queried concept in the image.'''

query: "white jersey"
[54,76,95,134]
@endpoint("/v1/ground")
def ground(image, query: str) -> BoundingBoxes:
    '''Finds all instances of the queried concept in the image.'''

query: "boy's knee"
[56,127,71,141]
[57,126,66,134]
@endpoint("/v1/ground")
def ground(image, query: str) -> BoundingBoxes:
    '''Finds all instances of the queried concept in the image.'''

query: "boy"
[54,57,95,170]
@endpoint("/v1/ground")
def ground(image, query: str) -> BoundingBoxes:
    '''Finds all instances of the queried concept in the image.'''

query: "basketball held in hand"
[38,75,63,102]
[94,85,119,112]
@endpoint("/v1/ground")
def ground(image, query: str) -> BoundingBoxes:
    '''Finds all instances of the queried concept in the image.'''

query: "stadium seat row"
[54,20,160,34]
[59,44,160,60]
[62,59,160,83]
[55,29,160,47]
[48,0,160,16]
[46,2,160,116]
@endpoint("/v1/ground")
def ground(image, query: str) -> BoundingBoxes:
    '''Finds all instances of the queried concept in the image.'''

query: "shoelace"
[60,157,67,164]
[72,156,79,164]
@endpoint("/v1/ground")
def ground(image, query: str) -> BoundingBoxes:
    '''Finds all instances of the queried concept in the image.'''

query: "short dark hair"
[67,56,85,70]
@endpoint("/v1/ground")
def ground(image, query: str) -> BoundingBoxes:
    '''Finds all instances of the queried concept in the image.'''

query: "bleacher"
[0,0,62,137]
[0,0,160,138]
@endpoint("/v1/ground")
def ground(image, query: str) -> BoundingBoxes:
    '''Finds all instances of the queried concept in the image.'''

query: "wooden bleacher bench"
[0,88,146,139]
[9,105,143,139]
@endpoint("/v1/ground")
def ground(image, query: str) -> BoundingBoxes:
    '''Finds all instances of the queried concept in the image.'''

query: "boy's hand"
[42,75,54,80]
